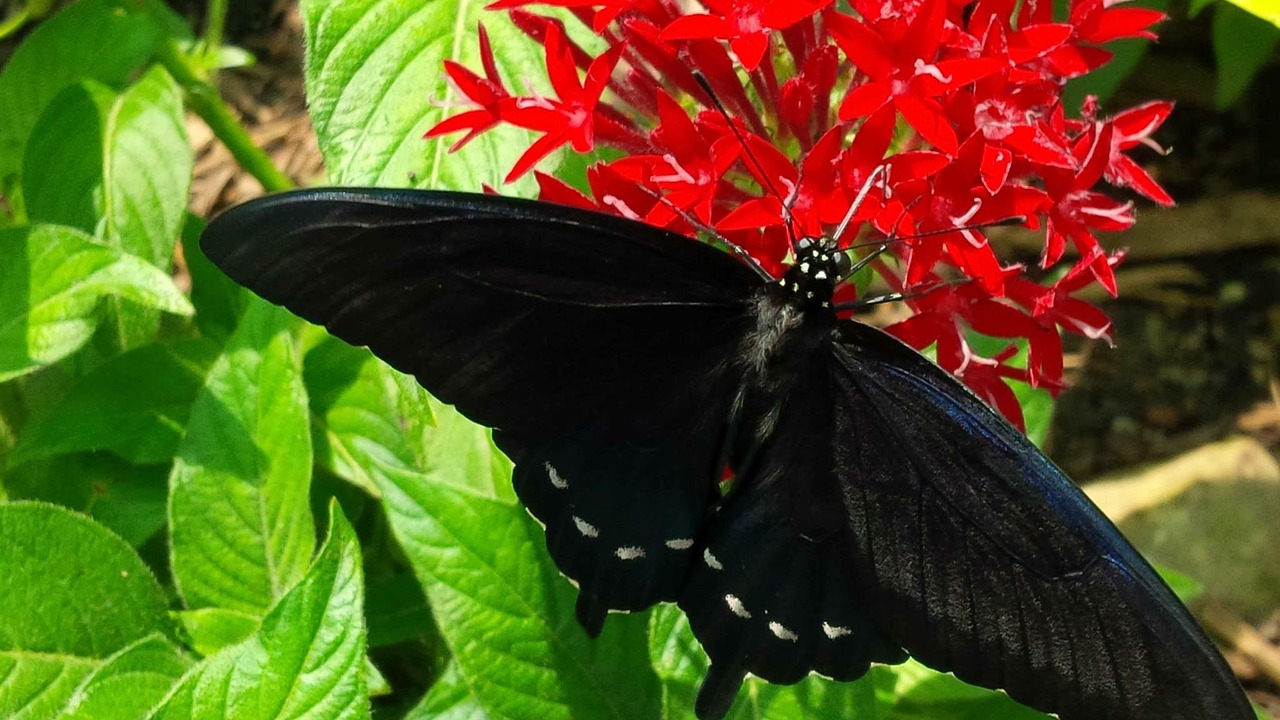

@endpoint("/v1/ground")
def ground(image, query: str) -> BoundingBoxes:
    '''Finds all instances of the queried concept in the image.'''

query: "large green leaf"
[304,336,508,500]
[1213,2,1280,108]
[1223,0,1280,25]
[3,454,170,547]
[0,224,193,383]
[148,503,369,720]
[0,503,173,718]
[23,67,192,267]
[11,339,218,466]
[0,0,166,187]
[298,0,546,190]
[407,662,492,720]
[59,635,192,720]
[882,660,1051,720]
[169,300,315,615]
[380,476,660,720]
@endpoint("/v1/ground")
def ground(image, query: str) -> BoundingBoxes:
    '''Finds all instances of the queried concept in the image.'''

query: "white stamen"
[650,153,697,185]
[769,622,799,642]
[913,59,952,83]
[665,538,694,550]
[725,594,751,618]
[573,516,599,538]
[602,195,641,220]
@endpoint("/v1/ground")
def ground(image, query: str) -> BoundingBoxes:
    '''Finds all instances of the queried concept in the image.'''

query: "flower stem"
[154,38,295,193]
[202,0,228,68]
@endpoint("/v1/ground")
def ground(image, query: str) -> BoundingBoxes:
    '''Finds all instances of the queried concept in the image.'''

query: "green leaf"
[182,212,247,343]
[299,0,545,190]
[1155,564,1206,604]
[0,224,193,383]
[11,339,218,466]
[169,299,315,615]
[366,573,433,647]
[0,502,172,718]
[173,608,260,656]
[1213,2,1280,108]
[3,454,170,547]
[1063,0,1169,107]
[23,66,192,266]
[0,0,164,186]
[884,660,1051,720]
[304,336,510,501]
[407,662,492,720]
[380,474,660,720]
[148,502,369,720]
[1222,0,1280,26]
[59,634,192,720]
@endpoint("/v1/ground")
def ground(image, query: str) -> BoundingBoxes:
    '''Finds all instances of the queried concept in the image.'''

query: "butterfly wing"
[829,320,1253,720]
[201,188,763,629]
[677,351,907,720]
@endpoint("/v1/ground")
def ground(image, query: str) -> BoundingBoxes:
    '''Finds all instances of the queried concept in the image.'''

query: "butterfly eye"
[796,238,813,252]
[833,251,852,277]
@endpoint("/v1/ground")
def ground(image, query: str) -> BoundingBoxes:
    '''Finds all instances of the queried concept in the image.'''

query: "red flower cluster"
[427,0,1172,428]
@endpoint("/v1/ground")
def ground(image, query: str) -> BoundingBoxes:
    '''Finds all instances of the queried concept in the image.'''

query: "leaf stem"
[154,38,294,193]
[202,0,228,67]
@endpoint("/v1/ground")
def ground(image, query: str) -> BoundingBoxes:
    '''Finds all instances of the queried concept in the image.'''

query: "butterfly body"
[201,188,1255,720]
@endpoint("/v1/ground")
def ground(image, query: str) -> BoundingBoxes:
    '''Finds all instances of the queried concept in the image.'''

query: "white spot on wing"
[814,270,828,280]
[800,262,810,273]
[572,516,598,538]
[725,594,751,618]
[615,546,645,560]
[545,462,568,489]
[665,538,694,550]
[823,622,852,639]
[704,548,723,570]
[769,622,798,642]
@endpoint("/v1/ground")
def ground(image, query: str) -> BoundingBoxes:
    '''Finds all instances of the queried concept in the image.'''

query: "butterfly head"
[778,237,850,310]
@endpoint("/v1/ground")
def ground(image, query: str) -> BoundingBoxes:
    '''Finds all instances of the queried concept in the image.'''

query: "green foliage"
[0,0,1252,718]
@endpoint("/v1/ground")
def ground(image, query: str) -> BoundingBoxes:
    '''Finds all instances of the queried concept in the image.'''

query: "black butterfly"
[201,188,1254,720]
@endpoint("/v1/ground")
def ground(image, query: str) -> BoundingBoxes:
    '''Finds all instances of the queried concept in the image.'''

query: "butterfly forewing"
[828,320,1254,720]
[201,188,760,627]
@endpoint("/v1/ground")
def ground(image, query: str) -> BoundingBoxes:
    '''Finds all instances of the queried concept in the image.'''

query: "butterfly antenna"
[692,72,800,250]
[635,184,774,282]
[831,164,888,248]
[834,276,973,311]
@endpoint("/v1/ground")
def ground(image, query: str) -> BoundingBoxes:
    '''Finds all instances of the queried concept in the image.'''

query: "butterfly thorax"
[776,237,849,312]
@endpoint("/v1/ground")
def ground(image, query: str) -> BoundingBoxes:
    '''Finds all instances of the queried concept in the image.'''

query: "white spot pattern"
[769,622,799,642]
[546,462,568,489]
[704,548,723,570]
[822,622,853,639]
[665,538,694,550]
[572,516,598,537]
[615,546,645,560]
[725,594,751,618]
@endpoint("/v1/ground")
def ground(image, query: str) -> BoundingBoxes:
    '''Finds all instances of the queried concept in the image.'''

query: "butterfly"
[200,187,1254,720]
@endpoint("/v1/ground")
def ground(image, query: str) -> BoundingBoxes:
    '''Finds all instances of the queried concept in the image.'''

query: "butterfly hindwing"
[201,188,761,623]
[680,338,906,720]
[829,320,1254,720]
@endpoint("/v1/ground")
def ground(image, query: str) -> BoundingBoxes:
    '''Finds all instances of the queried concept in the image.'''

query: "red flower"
[427,0,1173,426]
